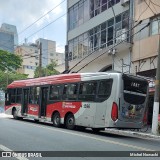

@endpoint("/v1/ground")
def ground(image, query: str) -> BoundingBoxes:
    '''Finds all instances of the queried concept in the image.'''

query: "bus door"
[22,88,29,115]
[39,87,48,118]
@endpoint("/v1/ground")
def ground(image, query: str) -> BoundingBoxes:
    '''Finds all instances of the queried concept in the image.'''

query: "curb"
[0,113,13,118]
[103,128,160,140]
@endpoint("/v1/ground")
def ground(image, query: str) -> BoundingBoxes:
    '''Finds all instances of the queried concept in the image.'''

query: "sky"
[0,0,67,53]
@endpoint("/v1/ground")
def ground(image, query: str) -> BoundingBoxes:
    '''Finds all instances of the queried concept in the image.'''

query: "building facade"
[16,39,65,78]
[0,23,18,53]
[0,31,14,53]
[56,0,131,73]
[1,23,18,46]
[15,43,39,78]
[36,38,65,66]
[132,0,160,79]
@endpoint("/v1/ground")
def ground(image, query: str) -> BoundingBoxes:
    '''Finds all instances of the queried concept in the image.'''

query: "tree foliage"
[0,50,22,71]
[34,61,59,78]
[0,71,28,91]
[0,50,27,90]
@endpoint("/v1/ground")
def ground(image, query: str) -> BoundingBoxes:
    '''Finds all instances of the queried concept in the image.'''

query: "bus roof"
[7,72,113,89]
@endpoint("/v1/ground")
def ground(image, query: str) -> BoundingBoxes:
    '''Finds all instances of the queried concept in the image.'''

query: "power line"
[144,0,157,17]
[150,0,158,14]
[19,0,66,35]
[76,22,151,72]
[20,13,66,44]
[150,0,160,8]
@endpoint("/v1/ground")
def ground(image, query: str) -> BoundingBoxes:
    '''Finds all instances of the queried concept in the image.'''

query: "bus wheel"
[52,112,61,127]
[65,114,75,130]
[92,128,101,133]
[13,109,18,120]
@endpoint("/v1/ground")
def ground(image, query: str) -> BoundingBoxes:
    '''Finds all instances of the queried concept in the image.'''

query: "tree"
[0,50,22,71]
[0,71,28,91]
[34,61,59,78]
[0,50,27,90]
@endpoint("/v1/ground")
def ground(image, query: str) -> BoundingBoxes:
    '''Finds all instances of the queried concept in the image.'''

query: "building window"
[68,0,121,31]
[68,10,129,61]
[150,17,160,36]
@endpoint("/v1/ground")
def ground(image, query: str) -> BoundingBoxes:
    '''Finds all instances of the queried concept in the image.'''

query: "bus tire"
[13,109,18,120]
[52,112,61,127]
[65,114,75,130]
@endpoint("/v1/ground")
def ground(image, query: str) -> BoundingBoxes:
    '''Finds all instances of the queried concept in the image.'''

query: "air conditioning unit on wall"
[121,0,129,6]
[116,29,127,44]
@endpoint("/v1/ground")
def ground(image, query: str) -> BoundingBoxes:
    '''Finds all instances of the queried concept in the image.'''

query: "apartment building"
[56,0,132,73]
[0,23,18,53]
[132,0,160,78]
[35,38,64,66]
[16,39,65,78]
[15,43,39,78]
[1,23,18,46]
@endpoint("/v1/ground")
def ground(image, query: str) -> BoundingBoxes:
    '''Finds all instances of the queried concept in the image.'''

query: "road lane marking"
[9,119,155,151]
[0,144,29,160]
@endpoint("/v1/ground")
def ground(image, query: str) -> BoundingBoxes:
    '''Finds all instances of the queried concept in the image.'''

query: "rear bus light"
[111,102,118,121]
[143,110,148,124]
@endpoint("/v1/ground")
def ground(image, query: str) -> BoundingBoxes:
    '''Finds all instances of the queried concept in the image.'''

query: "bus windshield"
[123,74,148,105]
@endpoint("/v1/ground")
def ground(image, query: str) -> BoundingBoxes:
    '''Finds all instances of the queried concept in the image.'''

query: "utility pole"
[151,33,160,135]
[39,42,42,77]
[109,0,116,70]
[65,45,69,72]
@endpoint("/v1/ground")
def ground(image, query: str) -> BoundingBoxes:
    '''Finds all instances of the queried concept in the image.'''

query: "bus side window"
[10,89,16,103]
[5,90,11,105]
[97,79,113,99]
[29,87,39,104]
[67,83,78,100]
[49,85,62,100]
[63,83,78,100]
[62,84,67,100]
[78,81,97,101]
[16,88,22,103]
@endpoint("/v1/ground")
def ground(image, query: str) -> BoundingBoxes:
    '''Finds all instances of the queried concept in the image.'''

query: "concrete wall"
[134,0,160,21]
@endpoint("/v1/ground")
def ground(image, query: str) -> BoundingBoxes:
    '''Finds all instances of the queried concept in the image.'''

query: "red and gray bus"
[5,72,148,132]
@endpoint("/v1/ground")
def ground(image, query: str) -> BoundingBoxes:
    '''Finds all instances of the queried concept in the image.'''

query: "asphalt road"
[0,116,160,160]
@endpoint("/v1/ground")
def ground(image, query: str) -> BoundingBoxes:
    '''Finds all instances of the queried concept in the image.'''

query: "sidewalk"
[103,127,160,140]
[0,112,12,118]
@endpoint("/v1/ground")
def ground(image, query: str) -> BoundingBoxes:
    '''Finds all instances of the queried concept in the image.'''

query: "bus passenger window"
[29,87,39,104]
[49,85,62,100]
[17,88,22,103]
[10,89,16,103]
[97,80,113,99]
[5,90,11,105]
[78,82,97,101]
[63,83,78,100]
